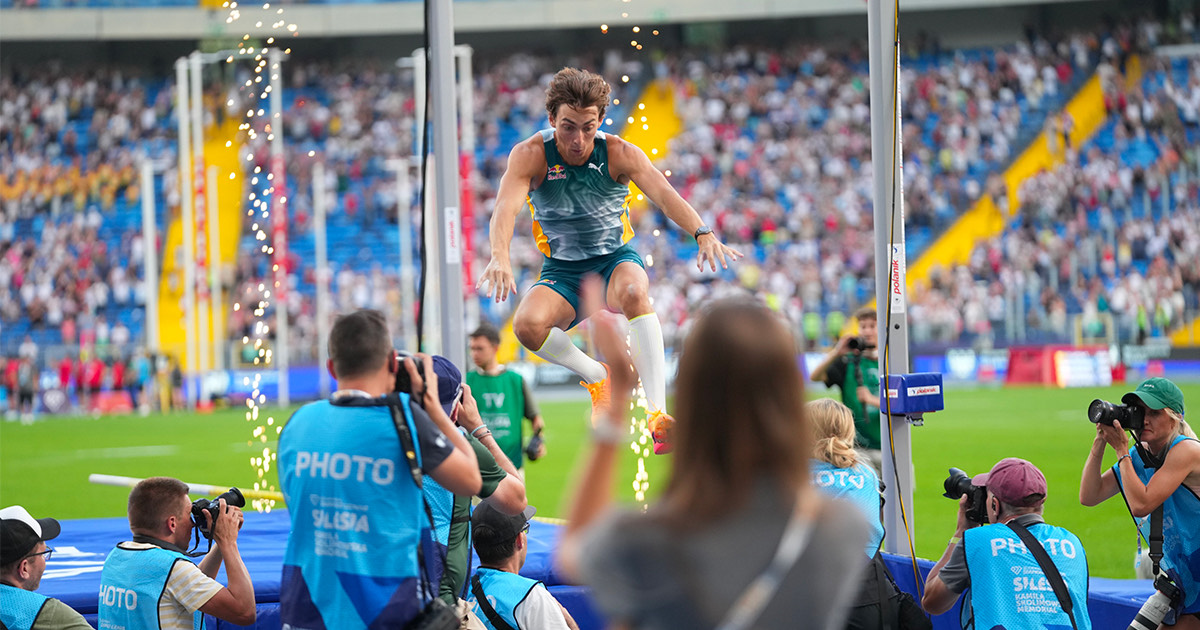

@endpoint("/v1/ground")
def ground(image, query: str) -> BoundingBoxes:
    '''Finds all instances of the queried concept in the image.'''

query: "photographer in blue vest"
[1,505,91,630]
[466,502,578,630]
[922,458,1091,630]
[98,477,256,629]
[423,355,528,613]
[278,309,482,629]
[1080,377,1200,629]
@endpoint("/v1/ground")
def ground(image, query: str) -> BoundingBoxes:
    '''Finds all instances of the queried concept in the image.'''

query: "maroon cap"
[972,458,1047,506]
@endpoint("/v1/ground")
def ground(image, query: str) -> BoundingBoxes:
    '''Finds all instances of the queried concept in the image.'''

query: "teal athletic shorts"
[533,243,644,329]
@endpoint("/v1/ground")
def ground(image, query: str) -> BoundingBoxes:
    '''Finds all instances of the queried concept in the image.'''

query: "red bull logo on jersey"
[547,164,566,181]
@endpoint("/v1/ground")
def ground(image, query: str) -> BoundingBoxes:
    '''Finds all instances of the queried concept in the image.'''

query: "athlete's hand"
[696,234,743,272]
[477,256,517,302]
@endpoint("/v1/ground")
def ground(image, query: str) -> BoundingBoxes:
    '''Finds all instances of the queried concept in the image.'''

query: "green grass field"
[3,382,1197,578]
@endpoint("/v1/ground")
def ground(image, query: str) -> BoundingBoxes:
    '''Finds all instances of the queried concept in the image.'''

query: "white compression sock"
[534,327,608,384]
[628,312,667,413]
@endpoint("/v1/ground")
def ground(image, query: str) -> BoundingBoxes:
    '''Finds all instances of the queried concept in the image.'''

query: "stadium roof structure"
[2,0,1107,42]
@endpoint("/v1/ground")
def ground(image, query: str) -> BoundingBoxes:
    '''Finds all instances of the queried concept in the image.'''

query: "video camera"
[942,468,988,525]
[1088,399,1145,431]
[191,487,245,540]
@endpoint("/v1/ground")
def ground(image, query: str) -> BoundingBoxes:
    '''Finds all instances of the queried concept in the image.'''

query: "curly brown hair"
[545,67,610,121]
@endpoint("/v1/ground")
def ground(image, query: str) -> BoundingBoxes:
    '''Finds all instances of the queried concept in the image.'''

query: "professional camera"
[393,349,421,396]
[1088,398,1146,431]
[191,487,246,540]
[847,336,868,352]
[942,468,988,525]
[1127,575,1184,630]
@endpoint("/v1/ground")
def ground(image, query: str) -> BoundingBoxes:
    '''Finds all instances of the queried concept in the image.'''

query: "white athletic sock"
[534,327,608,384]
[629,312,667,413]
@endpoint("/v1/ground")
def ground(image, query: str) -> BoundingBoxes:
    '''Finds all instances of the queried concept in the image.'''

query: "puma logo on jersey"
[588,162,605,173]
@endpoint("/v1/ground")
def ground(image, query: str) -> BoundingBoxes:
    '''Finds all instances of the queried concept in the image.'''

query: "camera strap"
[714,495,815,630]
[132,534,205,558]
[1148,505,1165,578]
[470,575,517,630]
[1004,522,1077,630]
[388,396,446,603]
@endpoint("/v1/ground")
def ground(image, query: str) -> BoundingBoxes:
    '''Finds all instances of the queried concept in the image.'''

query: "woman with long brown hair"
[558,294,868,630]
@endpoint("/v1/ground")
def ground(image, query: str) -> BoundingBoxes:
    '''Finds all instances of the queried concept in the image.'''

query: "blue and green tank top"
[528,129,633,261]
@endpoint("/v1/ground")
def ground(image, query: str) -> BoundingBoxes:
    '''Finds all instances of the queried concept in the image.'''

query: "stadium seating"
[4,25,1198,364]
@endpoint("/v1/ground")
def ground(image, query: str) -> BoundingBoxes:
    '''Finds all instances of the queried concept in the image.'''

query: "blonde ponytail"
[807,398,861,470]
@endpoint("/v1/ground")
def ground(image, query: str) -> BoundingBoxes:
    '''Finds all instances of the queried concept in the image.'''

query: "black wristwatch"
[693,225,714,241]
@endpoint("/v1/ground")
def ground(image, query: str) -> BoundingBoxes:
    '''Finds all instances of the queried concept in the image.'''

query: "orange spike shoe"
[648,410,674,455]
[581,364,611,422]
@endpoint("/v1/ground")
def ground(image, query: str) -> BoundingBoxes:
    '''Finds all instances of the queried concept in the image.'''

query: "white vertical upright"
[391,159,418,353]
[314,161,331,398]
[270,47,291,407]
[207,165,224,372]
[141,159,159,355]
[456,45,479,331]
[176,56,198,411]
[429,0,465,367]
[456,46,475,159]
[190,52,209,398]
[867,0,915,554]
[413,49,426,159]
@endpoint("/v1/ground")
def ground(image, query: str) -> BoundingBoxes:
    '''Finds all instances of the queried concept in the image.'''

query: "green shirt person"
[468,324,546,471]
[809,307,882,458]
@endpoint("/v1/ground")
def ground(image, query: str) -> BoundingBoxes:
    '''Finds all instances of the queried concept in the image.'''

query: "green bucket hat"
[1121,377,1186,417]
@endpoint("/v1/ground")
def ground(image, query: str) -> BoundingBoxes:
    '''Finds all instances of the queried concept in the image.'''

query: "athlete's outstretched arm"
[611,137,743,271]
[478,139,543,302]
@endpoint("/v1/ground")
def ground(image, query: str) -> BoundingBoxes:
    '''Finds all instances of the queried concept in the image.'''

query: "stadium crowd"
[2,15,1198,369]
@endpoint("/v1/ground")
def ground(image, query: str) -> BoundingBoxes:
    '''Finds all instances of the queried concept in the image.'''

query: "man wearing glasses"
[466,503,578,630]
[0,505,92,629]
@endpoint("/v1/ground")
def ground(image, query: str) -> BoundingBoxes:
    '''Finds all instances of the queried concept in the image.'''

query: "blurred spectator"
[558,298,869,629]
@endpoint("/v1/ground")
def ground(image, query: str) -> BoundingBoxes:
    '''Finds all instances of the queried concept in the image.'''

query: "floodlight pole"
[867,0,917,555]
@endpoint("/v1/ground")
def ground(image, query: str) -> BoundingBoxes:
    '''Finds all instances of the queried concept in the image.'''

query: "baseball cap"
[0,505,61,565]
[972,458,1047,507]
[1122,377,1186,417]
[431,355,463,417]
[471,502,536,546]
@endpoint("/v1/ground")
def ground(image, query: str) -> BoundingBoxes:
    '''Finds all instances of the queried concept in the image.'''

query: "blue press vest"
[963,522,1090,630]
[278,395,427,630]
[811,460,885,558]
[98,544,204,630]
[466,568,541,630]
[1117,434,1200,613]
[421,427,465,589]
[528,129,632,261]
[0,584,50,630]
